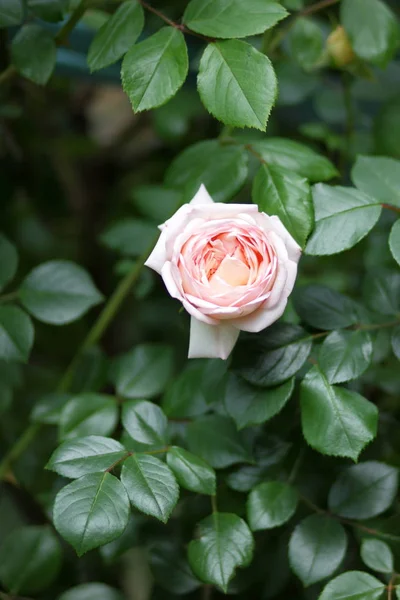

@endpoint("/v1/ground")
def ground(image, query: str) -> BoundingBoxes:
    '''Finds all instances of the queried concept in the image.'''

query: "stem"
[0,244,155,480]
[137,0,214,42]
[300,0,341,16]
[383,203,400,215]
[0,65,16,86]
[0,291,18,304]
[211,495,218,513]
[342,72,355,158]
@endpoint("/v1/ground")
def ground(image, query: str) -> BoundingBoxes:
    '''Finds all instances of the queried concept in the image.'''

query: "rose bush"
[146,184,301,359]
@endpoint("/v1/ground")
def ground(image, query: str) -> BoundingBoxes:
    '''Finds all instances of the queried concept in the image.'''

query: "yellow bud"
[326,26,356,67]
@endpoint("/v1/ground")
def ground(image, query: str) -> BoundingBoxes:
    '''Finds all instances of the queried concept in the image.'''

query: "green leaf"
[252,164,313,247]
[289,515,347,586]
[100,219,156,257]
[363,269,400,316]
[121,454,179,523]
[27,0,68,22]
[319,330,373,384]
[300,366,378,460]
[0,0,23,27]
[11,24,56,85]
[131,185,182,223]
[247,481,298,531]
[59,394,118,440]
[188,513,254,592]
[162,363,209,418]
[165,140,248,203]
[341,0,399,66]
[0,233,18,292]
[46,436,128,479]
[392,326,400,360]
[360,539,394,574]
[319,571,385,600]
[111,344,174,399]
[122,400,168,446]
[19,260,103,325]
[198,39,277,130]
[233,323,312,387]
[54,472,130,556]
[187,415,253,468]
[328,461,399,519]
[58,583,124,600]
[352,156,400,209]
[0,525,61,595]
[88,1,144,71]
[122,27,188,112]
[0,306,34,363]
[389,220,400,266]
[31,393,71,424]
[183,0,288,38]
[293,284,362,330]
[166,446,216,495]
[150,542,201,595]
[305,184,381,256]
[249,138,338,182]
[288,17,324,71]
[224,373,294,429]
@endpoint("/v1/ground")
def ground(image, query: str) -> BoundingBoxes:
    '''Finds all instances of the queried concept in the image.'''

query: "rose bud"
[145,184,301,360]
[326,25,355,67]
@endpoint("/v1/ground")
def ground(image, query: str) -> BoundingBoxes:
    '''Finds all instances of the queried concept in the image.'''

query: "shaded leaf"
[0,233,18,292]
[167,446,216,495]
[319,571,385,600]
[389,220,400,266]
[352,155,400,208]
[293,284,362,330]
[122,399,168,446]
[360,538,394,573]
[11,24,56,85]
[59,394,118,440]
[0,306,34,363]
[319,330,373,384]
[0,0,23,27]
[247,481,298,531]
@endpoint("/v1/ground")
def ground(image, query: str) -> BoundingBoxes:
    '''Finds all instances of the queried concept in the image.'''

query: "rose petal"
[233,297,288,333]
[144,231,167,274]
[188,317,240,359]
[257,213,301,262]
[189,184,214,205]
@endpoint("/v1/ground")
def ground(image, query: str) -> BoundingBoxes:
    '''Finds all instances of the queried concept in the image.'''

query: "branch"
[137,0,214,42]
[300,0,341,17]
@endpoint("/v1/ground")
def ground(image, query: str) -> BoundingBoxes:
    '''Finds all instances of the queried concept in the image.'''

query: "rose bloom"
[145,185,301,360]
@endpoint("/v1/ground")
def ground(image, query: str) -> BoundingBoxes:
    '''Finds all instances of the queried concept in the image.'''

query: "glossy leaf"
[363,269,400,316]
[341,0,399,66]
[289,515,347,586]
[352,155,400,208]
[0,525,62,594]
[306,184,381,256]
[319,571,385,600]
[188,513,254,592]
[122,27,188,112]
[165,140,248,203]
[112,344,174,399]
[58,583,124,600]
[247,482,298,531]
[224,373,294,429]
[187,415,252,468]
[59,394,118,440]
[54,472,130,556]
[0,0,23,27]
[122,399,168,446]
[183,0,288,38]
[167,446,216,495]
[361,539,394,573]
[252,164,313,247]
[19,260,103,325]
[300,366,378,460]
[11,24,56,85]
[319,330,373,384]
[198,40,277,130]
[88,1,144,71]
[328,461,399,519]
[0,306,34,363]
[389,220,400,266]
[0,233,18,292]
[250,137,338,181]
[46,436,128,479]
[121,454,179,522]
[233,323,312,387]
[293,284,362,330]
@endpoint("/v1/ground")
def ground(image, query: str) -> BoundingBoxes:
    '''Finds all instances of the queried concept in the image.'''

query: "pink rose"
[145,185,301,360]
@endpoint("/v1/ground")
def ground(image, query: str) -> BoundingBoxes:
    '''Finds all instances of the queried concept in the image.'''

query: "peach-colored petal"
[256,213,301,262]
[188,317,240,360]
[233,297,288,333]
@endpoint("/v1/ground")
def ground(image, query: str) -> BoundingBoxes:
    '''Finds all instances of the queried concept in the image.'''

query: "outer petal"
[144,230,167,274]
[188,317,240,360]
[189,184,214,205]
[233,298,288,333]
[256,213,301,263]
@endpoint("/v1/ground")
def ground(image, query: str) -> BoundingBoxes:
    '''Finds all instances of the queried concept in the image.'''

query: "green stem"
[0,65,16,86]
[211,495,218,513]
[300,0,341,16]
[0,245,154,480]
[0,291,18,304]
